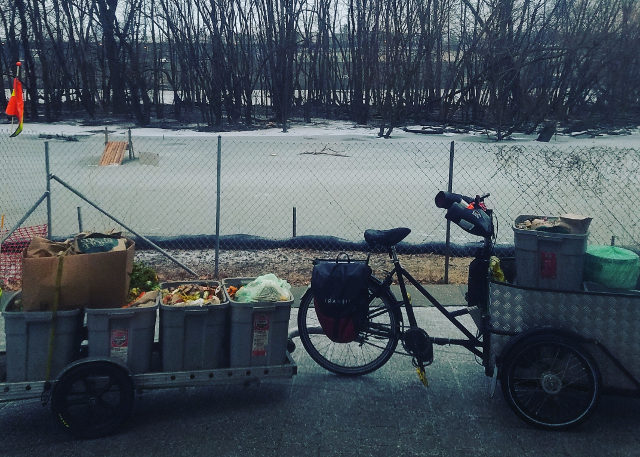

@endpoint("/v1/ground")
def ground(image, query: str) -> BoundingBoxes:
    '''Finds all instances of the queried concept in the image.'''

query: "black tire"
[51,361,135,439]
[297,278,400,376]
[500,334,600,430]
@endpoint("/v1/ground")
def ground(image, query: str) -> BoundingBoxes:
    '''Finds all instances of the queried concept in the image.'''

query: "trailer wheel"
[500,333,600,430]
[51,360,134,439]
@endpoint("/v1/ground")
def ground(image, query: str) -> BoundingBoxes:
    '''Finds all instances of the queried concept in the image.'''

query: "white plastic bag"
[234,273,292,302]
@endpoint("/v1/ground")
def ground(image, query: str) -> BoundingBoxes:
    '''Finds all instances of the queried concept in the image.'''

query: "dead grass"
[1,248,471,291]
[134,248,472,286]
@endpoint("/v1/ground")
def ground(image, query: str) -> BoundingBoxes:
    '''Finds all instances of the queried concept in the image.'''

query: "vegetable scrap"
[126,262,161,306]
[227,285,238,299]
[161,284,226,307]
[514,216,570,233]
[123,290,159,308]
[129,262,160,294]
[514,214,592,235]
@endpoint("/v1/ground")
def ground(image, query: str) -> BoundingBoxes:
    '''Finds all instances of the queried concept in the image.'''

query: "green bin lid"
[586,245,639,263]
[584,245,640,289]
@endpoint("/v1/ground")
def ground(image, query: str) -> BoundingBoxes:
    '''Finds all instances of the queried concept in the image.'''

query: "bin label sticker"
[540,252,557,279]
[110,329,129,362]
[252,313,270,357]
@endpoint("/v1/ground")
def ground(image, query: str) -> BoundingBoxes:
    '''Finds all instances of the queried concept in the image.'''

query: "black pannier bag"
[311,254,372,343]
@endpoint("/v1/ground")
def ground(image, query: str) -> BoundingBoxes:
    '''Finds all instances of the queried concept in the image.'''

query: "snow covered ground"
[2,119,640,249]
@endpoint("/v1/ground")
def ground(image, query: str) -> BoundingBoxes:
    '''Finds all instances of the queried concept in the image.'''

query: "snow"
[19,119,640,146]
[3,117,639,249]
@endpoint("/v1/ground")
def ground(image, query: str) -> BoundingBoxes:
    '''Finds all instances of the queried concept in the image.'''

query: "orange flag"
[5,77,24,137]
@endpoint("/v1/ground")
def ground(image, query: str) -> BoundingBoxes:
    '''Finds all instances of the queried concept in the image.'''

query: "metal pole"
[50,174,199,277]
[215,136,222,278]
[444,141,455,284]
[293,207,296,237]
[45,142,52,239]
[77,207,83,232]
[0,193,48,245]
[128,128,134,159]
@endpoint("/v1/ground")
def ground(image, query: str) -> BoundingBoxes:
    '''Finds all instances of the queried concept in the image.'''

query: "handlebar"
[435,190,494,238]
[435,191,490,209]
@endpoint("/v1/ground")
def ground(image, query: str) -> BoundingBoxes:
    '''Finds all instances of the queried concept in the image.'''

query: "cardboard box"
[21,238,135,311]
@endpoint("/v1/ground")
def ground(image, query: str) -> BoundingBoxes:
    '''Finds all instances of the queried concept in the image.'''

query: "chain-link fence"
[1,128,639,286]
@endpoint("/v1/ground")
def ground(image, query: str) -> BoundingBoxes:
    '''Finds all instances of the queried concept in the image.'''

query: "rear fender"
[496,326,589,368]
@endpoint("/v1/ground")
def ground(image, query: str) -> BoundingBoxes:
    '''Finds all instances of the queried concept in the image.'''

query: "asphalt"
[1,285,639,456]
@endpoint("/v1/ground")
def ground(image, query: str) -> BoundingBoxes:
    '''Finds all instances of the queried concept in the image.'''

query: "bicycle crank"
[402,327,434,364]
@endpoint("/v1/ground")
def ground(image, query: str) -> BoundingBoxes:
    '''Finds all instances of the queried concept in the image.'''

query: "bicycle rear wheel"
[297,279,400,375]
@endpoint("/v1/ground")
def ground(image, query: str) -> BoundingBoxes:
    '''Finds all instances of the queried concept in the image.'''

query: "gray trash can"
[223,277,293,368]
[513,215,588,291]
[159,281,229,371]
[86,302,158,373]
[3,293,83,382]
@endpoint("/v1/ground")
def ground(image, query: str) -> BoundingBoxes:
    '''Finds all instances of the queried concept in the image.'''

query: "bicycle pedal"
[416,367,429,387]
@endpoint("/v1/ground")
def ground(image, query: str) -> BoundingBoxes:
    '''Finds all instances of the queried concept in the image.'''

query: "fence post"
[444,141,455,284]
[45,142,52,239]
[293,207,297,237]
[128,128,134,159]
[215,136,222,278]
[77,207,83,232]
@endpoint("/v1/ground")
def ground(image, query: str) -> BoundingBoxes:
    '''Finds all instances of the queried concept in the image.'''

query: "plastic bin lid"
[586,245,639,263]
[584,245,640,289]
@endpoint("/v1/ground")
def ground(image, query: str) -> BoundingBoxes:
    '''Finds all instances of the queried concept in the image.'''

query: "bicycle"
[296,191,493,383]
[296,191,610,430]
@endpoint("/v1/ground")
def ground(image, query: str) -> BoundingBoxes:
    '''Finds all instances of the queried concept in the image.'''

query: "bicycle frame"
[379,239,493,359]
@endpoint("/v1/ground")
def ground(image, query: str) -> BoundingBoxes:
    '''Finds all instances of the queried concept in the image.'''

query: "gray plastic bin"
[2,293,83,382]
[513,215,588,291]
[160,281,229,371]
[223,277,293,368]
[86,303,158,373]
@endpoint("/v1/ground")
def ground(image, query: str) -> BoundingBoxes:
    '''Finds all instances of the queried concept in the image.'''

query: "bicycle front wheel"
[297,279,400,376]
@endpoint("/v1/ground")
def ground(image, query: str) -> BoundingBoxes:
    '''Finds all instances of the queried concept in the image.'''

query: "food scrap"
[227,285,238,299]
[123,290,159,308]
[162,283,226,307]
[127,262,160,305]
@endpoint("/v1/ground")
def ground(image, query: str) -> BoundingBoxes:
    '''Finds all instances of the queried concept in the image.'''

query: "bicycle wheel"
[51,360,135,439]
[500,334,600,430]
[297,278,400,376]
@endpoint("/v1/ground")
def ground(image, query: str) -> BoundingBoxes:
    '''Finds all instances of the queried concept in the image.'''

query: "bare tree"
[1,0,638,132]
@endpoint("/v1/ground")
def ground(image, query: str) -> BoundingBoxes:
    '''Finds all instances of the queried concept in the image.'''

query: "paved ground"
[1,287,640,456]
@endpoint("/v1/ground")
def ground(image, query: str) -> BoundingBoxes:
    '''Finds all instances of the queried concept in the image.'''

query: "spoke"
[363,323,393,339]
[368,306,390,320]
[95,376,116,397]
[65,394,93,407]
[505,339,598,428]
[96,396,118,415]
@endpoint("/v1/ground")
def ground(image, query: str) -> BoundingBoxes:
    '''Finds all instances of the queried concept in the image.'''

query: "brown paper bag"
[21,238,135,311]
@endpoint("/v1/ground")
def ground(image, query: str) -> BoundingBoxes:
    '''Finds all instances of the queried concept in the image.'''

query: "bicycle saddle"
[364,227,411,248]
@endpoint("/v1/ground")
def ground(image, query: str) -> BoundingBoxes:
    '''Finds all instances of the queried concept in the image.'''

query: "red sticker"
[110,329,129,362]
[540,252,557,279]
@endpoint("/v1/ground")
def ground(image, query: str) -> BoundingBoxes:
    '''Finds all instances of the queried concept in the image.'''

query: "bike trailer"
[487,281,640,393]
[0,290,297,439]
